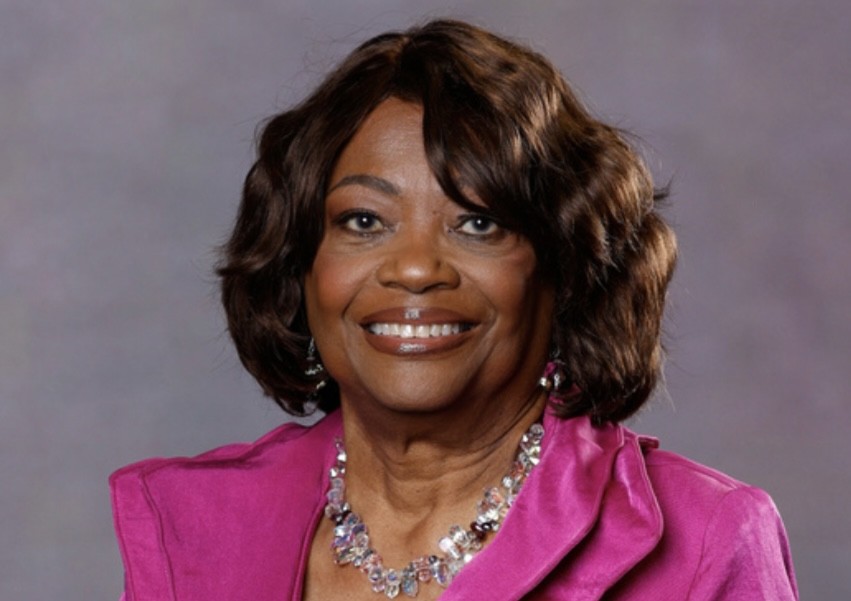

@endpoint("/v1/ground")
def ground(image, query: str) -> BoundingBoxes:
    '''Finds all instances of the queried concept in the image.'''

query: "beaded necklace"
[323,422,544,598]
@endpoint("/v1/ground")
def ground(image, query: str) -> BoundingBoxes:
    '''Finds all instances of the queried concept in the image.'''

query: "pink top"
[110,409,798,600]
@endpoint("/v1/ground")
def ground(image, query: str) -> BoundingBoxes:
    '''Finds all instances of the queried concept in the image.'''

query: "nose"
[375,229,461,293]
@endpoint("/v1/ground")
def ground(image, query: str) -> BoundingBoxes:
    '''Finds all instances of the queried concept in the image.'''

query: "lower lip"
[363,327,474,356]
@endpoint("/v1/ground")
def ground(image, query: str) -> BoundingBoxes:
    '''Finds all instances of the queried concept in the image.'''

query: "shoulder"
[110,411,341,515]
[110,411,341,601]
[642,444,758,508]
[639,443,788,542]
[614,430,798,599]
[112,410,339,483]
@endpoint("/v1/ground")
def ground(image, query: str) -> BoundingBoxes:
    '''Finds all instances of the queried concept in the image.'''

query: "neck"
[336,388,547,563]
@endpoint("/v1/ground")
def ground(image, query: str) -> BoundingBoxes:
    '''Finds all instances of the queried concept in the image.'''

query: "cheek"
[304,249,365,327]
[303,250,373,386]
[482,248,545,316]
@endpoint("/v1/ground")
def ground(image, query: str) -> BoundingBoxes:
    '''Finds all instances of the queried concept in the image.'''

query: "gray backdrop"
[2,1,849,599]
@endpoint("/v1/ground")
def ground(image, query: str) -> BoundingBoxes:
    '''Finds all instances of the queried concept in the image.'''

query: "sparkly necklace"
[324,422,544,598]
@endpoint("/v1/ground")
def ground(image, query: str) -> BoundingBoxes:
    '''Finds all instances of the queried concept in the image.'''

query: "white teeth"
[367,323,466,338]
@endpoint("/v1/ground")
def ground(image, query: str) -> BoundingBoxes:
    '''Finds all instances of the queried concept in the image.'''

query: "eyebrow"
[327,174,400,197]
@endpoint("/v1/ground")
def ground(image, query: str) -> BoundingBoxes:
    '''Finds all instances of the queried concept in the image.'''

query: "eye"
[456,214,501,237]
[337,210,385,234]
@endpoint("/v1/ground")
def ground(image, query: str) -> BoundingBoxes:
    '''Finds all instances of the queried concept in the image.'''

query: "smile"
[366,323,471,338]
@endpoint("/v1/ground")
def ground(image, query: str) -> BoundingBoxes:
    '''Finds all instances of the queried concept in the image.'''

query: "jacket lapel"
[442,411,662,600]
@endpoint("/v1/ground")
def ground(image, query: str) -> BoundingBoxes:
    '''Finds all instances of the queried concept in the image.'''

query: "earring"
[305,337,325,377]
[305,337,328,400]
[539,349,568,392]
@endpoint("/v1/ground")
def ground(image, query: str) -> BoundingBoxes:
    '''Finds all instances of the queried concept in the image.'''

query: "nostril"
[375,249,460,293]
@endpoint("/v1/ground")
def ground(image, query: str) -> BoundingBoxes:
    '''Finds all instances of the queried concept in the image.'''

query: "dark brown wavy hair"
[218,19,677,424]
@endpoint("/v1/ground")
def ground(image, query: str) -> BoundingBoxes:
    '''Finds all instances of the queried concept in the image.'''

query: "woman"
[110,19,798,600]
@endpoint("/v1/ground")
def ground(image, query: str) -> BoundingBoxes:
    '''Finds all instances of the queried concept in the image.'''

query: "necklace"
[323,422,545,598]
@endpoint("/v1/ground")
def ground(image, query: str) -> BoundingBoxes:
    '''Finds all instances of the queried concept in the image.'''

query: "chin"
[365,386,469,415]
[340,373,476,417]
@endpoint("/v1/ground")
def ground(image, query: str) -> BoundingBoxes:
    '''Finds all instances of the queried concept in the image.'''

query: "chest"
[301,515,446,601]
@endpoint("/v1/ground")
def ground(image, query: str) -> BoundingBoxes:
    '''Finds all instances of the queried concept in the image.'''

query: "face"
[304,98,554,414]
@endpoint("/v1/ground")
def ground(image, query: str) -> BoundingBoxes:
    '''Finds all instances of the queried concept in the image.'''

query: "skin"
[302,98,555,601]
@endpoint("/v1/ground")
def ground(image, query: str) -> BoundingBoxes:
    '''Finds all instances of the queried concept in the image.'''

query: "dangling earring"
[305,337,328,401]
[539,348,568,392]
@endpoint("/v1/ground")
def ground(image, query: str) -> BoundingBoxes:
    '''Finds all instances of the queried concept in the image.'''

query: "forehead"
[329,98,435,189]
[328,97,497,218]
[336,99,422,159]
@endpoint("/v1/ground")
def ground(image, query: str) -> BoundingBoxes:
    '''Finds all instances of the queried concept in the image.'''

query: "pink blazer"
[110,410,798,600]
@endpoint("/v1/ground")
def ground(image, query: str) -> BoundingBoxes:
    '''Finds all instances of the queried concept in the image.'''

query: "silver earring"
[305,338,325,378]
[306,338,328,400]
[539,349,568,392]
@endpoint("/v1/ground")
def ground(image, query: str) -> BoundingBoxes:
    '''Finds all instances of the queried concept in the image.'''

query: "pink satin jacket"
[110,409,798,600]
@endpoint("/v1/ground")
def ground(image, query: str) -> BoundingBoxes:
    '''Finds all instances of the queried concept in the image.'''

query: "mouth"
[365,322,474,338]
[359,308,478,355]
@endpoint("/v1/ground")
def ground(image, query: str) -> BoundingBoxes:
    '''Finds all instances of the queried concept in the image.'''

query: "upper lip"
[359,307,476,326]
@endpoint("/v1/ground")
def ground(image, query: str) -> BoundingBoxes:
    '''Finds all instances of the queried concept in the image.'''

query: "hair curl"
[218,19,677,423]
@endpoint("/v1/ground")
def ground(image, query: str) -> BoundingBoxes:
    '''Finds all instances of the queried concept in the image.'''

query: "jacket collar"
[442,410,662,600]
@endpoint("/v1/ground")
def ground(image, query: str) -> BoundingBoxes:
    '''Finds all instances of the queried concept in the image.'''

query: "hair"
[217,19,677,424]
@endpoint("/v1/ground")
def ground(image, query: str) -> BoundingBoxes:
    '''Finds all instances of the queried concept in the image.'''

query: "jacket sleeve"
[686,486,798,600]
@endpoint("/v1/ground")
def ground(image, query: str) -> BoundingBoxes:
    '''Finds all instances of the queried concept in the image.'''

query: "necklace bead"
[324,422,544,597]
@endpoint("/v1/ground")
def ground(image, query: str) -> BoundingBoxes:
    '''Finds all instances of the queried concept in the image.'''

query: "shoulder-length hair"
[218,19,677,424]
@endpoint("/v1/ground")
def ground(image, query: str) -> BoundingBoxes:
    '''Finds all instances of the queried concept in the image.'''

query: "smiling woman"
[109,19,798,601]
[305,98,553,416]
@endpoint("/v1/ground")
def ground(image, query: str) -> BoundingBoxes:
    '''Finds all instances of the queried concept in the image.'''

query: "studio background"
[2,1,848,599]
